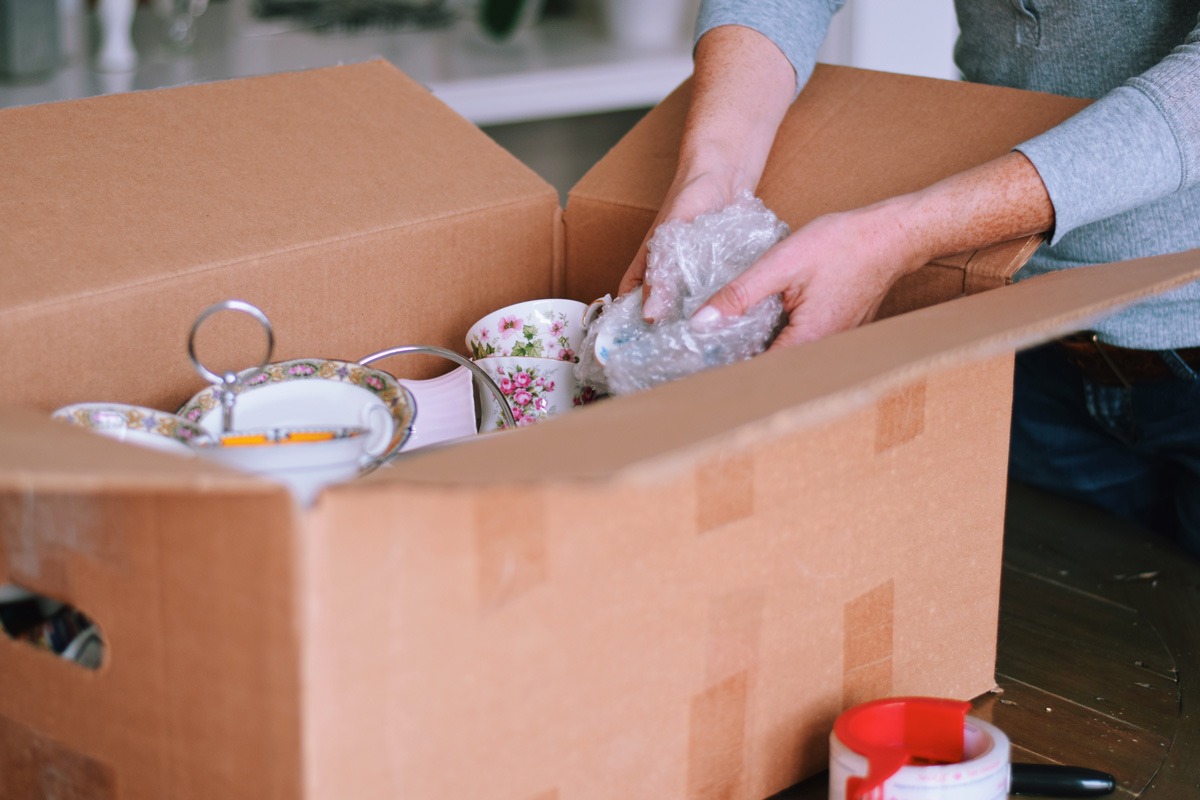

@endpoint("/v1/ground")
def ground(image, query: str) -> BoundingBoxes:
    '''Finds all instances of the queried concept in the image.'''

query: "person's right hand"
[617,165,747,321]
[615,24,798,320]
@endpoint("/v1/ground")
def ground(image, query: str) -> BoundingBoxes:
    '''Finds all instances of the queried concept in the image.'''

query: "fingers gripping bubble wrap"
[576,192,790,396]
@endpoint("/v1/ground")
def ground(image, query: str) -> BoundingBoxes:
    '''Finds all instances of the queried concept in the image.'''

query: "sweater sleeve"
[695,0,846,99]
[1015,14,1200,245]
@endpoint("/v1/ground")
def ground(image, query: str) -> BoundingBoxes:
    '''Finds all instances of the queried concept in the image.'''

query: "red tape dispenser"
[829,697,1010,800]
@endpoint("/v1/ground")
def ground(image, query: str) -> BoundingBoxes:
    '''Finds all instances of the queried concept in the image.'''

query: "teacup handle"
[584,294,611,328]
[357,345,517,431]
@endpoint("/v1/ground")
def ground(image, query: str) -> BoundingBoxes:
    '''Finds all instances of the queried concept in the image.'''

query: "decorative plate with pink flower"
[178,359,416,463]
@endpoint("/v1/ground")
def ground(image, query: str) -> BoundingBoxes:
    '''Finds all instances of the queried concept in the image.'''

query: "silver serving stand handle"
[187,300,275,434]
[357,345,517,431]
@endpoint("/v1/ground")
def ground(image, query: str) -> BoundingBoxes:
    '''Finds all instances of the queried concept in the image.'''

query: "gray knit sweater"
[697,0,1200,349]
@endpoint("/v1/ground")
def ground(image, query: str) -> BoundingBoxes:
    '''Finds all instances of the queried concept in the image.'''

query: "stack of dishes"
[54,358,416,507]
[50,295,602,506]
[466,299,599,428]
[179,358,416,505]
[51,301,421,507]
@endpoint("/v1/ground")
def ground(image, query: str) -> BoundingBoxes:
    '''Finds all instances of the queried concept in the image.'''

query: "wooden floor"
[775,482,1200,799]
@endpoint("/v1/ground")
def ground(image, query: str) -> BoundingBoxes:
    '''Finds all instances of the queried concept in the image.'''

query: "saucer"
[52,403,215,456]
[178,359,416,464]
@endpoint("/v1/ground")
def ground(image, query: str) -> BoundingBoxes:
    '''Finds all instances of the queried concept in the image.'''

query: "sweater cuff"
[1014,85,1183,246]
[695,1,843,100]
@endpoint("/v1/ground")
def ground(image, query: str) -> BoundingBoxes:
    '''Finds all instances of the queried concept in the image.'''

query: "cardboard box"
[3,61,1200,799]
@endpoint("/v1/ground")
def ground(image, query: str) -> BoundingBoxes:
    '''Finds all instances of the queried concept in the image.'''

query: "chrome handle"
[357,345,517,431]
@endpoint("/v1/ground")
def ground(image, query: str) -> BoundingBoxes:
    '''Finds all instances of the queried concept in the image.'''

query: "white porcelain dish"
[398,365,478,451]
[178,359,416,464]
[192,426,372,506]
[51,402,215,456]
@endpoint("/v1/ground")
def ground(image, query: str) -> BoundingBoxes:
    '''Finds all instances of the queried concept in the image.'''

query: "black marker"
[1010,763,1116,797]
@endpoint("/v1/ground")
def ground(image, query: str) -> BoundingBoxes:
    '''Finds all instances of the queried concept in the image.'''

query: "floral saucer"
[178,359,417,464]
[52,403,215,456]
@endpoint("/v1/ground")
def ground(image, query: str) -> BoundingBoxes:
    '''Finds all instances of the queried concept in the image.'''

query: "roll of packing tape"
[829,697,1010,800]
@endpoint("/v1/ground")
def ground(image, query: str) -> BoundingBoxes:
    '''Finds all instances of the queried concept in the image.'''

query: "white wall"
[817,0,960,81]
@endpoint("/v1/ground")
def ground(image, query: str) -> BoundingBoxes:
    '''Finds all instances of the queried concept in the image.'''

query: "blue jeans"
[1009,343,1200,557]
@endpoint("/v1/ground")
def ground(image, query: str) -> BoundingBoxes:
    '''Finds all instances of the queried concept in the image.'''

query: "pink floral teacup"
[466,299,589,364]
[474,356,597,430]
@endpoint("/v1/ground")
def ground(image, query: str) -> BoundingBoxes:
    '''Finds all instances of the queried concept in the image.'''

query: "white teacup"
[467,299,589,364]
[474,356,597,430]
[192,426,372,506]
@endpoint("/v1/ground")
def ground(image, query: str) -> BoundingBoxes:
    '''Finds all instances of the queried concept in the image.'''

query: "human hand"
[617,167,750,321]
[689,200,928,349]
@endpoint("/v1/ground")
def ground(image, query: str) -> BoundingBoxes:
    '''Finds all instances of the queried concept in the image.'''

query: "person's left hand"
[689,201,929,349]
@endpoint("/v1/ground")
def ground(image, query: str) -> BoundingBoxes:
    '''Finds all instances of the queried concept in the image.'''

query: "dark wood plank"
[770,772,826,800]
[973,678,1169,794]
[1002,484,1179,600]
[1004,483,1200,798]
[997,616,1178,733]
[1000,567,1177,680]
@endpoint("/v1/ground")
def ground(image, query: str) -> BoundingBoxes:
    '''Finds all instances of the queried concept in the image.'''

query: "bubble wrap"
[575,192,789,396]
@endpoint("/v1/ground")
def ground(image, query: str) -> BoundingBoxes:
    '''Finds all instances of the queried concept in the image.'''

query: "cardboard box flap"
[565,65,1090,300]
[0,59,554,317]
[379,247,1200,486]
[0,403,301,799]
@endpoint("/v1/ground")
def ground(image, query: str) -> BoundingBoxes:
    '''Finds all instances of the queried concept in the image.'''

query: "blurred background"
[0,0,960,200]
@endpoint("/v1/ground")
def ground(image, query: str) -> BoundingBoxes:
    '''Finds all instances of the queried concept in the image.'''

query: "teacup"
[192,426,372,506]
[467,299,589,364]
[474,356,597,430]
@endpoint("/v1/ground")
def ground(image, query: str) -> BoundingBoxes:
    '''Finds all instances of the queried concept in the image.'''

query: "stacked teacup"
[467,299,597,429]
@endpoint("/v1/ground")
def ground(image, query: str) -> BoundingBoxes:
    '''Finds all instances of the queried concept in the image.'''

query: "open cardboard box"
[3,60,1200,799]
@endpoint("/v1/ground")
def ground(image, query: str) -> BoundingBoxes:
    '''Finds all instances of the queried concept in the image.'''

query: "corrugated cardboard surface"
[0,61,559,411]
[302,356,1010,799]
[564,65,1088,308]
[3,60,1200,800]
[0,411,300,799]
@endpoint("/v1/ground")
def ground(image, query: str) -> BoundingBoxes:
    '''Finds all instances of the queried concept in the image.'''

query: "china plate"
[178,359,417,463]
[52,403,215,456]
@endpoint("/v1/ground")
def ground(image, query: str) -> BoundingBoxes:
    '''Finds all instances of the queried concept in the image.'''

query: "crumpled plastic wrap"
[575,192,790,396]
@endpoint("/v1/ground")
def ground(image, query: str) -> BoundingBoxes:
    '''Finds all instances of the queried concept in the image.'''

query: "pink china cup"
[467,299,589,364]
[474,356,597,430]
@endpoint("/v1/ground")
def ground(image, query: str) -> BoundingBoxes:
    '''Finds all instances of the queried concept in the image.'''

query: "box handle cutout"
[0,583,104,671]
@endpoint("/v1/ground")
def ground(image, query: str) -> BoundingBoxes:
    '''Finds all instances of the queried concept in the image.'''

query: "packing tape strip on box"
[829,697,1010,800]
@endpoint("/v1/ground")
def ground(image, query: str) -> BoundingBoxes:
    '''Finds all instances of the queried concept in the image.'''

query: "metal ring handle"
[187,300,274,433]
[357,345,517,431]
